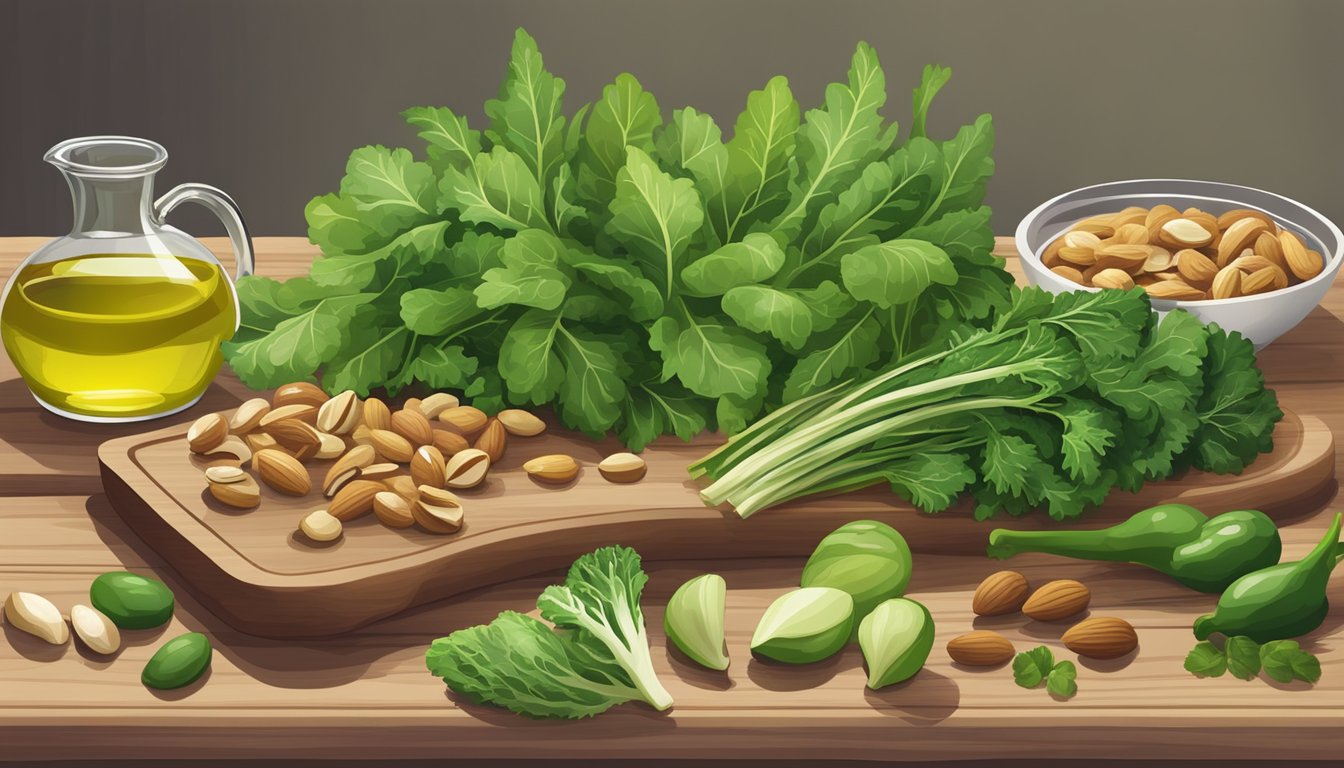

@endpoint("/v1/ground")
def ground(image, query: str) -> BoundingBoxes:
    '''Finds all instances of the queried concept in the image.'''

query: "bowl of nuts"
[1015,179,1343,348]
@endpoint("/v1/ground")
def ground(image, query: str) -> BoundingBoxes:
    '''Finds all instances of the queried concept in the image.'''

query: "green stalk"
[688,380,847,479]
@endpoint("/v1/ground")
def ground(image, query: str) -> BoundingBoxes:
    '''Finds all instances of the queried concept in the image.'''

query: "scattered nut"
[273,381,329,409]
[267,418,322,460]
[202,435,253,466]
[419,392,459,419]
[410,445,447,489]
[972,570,1030,616]
[359,462,401,481]
[4,591,69,645]
[439,405,488,436]
[524,454,580,483]
[187,413,228,454]
[1022,579,1091,622]
[369,429,414,464]
[327,479,385,521]
[432,428,470,457]
[254,449,311,496]
[475,419,508,462]
[373,491,415,529]
[314,431,346,460]
[444,448,491,489]
[362,398,392,431]
[497,409,546,437]
[70,603,120,655]
[299,509,343,543]
[415,486,465,534]
[323,444,376,497]
[391,408,435,448]
[1062,616,1138,659]
[317,390,360,435]
[383,474,420,504]
[204,465,248,484]
[244,431,279,454]
[946,630,1014,666]
[209,475,261,508]
[260,403,318,428]
[229,398,270,434]
[598,452,647,483]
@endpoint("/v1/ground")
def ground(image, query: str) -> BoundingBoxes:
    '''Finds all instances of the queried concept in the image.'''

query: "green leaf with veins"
[403,106,482,173]
[339,146,438,237]
[440,146,550,232]
[498,310,564,402]
[910,64,951,140]
[400,286,483,336]
[881,453,975,511]
[408,345,479,391]
[578,73,662,204]
[1184,641,1227,678]
[1046,660,1077,699]
[485,29,568,188]
[841,239,957,309]
[305,193,383,255]
[918,113,994,226]
[782,309,880,400]
[555,325,628,435]
[1225,636,1262,680]
[719,76,799,240]
[325,322,411,397]
[680,233,785,297]
[223,295,368,388]
[654,107,729,234]
[606,146,705,297]
[721,285,814,349]
[660,316,772,400]
[1012,645,1054,688]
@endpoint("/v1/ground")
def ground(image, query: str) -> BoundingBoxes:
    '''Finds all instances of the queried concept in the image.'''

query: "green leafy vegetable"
[1225,635,1262,680]
[1183,641,1227,678]
[223,28,1008,450]
[425,545,672,718]
[1046,660,1078,699]
[692,288,1281,519]
[1013,645,1076,699]
[1183,637,1321,685]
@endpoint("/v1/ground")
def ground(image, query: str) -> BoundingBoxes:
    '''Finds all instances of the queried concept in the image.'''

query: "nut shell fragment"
[187,413,228,454]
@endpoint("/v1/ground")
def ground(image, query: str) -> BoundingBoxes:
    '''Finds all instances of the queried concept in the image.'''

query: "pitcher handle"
[152,183,255,279]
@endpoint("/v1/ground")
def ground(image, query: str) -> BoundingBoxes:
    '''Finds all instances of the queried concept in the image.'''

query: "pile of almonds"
[945,571,1138,665]
[187,383,649,545]
[1043,205,1326,300]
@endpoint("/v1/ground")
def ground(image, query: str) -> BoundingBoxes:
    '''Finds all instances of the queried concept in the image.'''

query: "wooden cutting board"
[98,408,1334,639]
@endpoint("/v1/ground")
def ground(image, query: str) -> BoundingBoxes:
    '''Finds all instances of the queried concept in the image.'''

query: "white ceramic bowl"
[1015,179,1343,348]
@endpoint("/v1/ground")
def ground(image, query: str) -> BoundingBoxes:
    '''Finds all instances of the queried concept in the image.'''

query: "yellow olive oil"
[1,253,237,418]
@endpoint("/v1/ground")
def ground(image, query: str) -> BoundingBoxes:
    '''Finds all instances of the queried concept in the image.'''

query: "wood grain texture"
[1,237,1343,762]
[96,409,1334,638]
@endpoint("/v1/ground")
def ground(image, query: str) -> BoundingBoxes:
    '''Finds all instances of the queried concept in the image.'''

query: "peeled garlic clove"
[4,591,69,645]
[70,603,121,655]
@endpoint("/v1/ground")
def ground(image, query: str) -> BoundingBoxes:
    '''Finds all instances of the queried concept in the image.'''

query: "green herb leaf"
[578,73,662,205]
[1046,660,1078,699]
[1225,635,1262,680]
[680,233,785,297]
[403,106,481,174]
[721,285,814,350]
[606,146,705,298]
[909,64,951,141]
[1184,641,1227,678]
[440,146,550,232]
[485,29,568,189]
[1012,645,1055,688]
[1289,650,1323,684]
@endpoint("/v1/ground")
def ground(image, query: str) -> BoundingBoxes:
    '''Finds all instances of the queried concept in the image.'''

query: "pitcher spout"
[46,136,168,236]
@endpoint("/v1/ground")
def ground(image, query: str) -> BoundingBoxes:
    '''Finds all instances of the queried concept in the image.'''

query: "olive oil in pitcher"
[0,253,238,417]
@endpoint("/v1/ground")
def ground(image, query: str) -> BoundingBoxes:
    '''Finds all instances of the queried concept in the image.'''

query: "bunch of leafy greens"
[222,28,1010,450]
[1185,637,1322,684]
[425,545,672,718]
[1012,645,1077,699]
[691,288,1281,519]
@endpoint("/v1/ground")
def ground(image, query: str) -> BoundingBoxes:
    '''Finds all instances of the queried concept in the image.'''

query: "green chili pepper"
[1193,513,1342,643]
[986,504,1281,593]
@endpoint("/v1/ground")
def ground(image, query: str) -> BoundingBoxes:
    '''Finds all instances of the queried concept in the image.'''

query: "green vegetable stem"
[987,504,1282,593]
[1194,512,1342,643]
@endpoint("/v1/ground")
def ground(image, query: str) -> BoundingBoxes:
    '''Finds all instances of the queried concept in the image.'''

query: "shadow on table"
[863,669,960,724]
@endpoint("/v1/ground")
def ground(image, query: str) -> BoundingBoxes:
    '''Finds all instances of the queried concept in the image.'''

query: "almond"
[1211,265,1243,299]
[244,431,278,454]
[1062,230,1102,250]
[524,454,580,483]
[415,486,465,534]
[70,604,120,655]
[1062,617,1138,659]
[1141,245,1174,272]
[432,428,470,457]
[445,448,490,489]
[1253,230,1288,272]
[361,398,391,431]
[202,435,253,466]
[497,408,547,437]
[383,474,420,504]
[1216,216,1273,266]
[317,390,361,435]
[299,509,343,543]
[1228,252,1277,274]
[254,449,311,496]
[474,419,508,462]
[273,381,329,409]
[209,475,261,509]
[410,445,447,489]
[1057,246,1096,267]
[229,398,270,434]
[1112,222,1150,245]
[1111,207,1148,227]
[403,397,422,414]
[266,418,322,460]
[359,463,400,481]
[314,431,346,460]
[260,403,318,428]
[439,405,488,436]
[187,413,228,454]
[1050,265,1085,284]
[946,630,1014,666]
[1217,208,1276,232]
[1280,230,1323,280]
[1041,238,1064,268]
[323,444,376,497]
[419,392,460,419]
[390,408,435,448]
[373,491,415,529]
[1091,268,1134,290]
[351,424,374,446]
[204,465,248,484]
[599,452,647,483]
[369,429,414,464]
[1022,579,1090,622]
[1241,267,1277,296]
[4,592,69,645]
[972,570,1030,616]
[1176,248,1217,286]
[1094,244,1149,273]
[1159,218,1214,248]
[1142,279,1204,301]
[1070,218,1114,238]
[328,479,385,521]
[1144,204,1180,241]
[1182,209,1220,238]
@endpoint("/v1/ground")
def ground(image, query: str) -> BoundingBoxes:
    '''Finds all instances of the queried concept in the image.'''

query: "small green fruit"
[90,571,174,630]
[858,598,935,689]
[665,574,729,671]
[750,587,853,664]
[801,520,912,623]
[142,632,212,690]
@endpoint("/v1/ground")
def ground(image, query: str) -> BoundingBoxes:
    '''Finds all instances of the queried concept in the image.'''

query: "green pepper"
[1194,513,1342,643]
[986,504,1281,593]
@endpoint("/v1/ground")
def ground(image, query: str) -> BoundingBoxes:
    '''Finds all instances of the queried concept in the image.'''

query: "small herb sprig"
[1012,645,1077,699]
[1185,636,1322,684]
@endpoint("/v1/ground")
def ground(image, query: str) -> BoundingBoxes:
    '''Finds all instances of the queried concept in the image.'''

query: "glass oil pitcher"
[0,136,253,422]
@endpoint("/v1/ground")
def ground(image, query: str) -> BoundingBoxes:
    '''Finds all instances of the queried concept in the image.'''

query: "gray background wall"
[2,0,1342,239]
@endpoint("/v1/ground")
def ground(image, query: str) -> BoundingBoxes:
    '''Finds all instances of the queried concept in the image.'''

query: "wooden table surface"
[2,236,1343,764]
